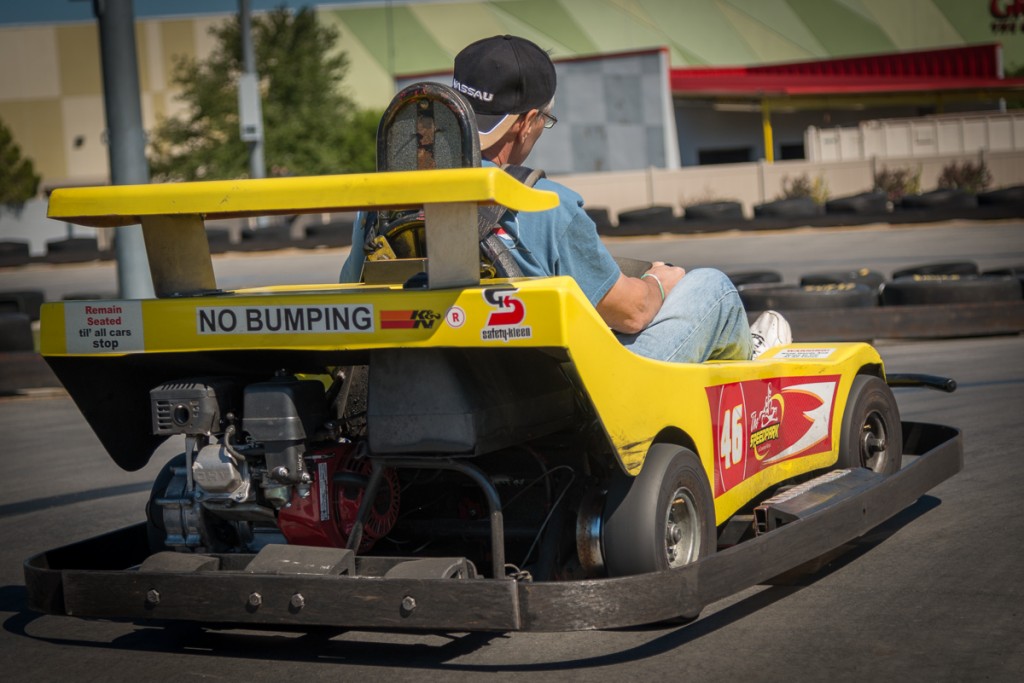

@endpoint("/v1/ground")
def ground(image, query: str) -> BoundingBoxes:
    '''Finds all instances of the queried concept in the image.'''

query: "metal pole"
[761,99,775,164]
[94,0,154,299]
[239,0,266,181]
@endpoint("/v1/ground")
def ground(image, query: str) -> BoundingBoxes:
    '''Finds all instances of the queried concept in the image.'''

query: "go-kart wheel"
[839,375,903,475]
[602,445,715,578]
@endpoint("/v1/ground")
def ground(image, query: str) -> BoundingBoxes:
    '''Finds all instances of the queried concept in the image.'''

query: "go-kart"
[24,84,962,632]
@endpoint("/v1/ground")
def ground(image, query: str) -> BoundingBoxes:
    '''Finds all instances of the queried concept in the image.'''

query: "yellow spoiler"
[47,168,559,295]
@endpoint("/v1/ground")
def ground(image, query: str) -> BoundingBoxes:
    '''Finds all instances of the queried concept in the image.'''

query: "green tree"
[0,117,41,210]
[149,7,379,181]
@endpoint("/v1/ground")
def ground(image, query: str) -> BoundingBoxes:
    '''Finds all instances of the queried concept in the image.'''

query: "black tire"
[977,186,1024,206]
[739,283,877,311]
[0,312,34,352]
[839,375,903,475]
[881,275,1022,305]
[684,201,744,221]
[800,268,885,291]
[585,207,613,231]
[237,223,293,252]
[899,189,977,210]
[0,240,30,268]
[0,289,45,321]
[727,270,783,286]
[984,266,1024,298]
[603,445,715,579]
[825,192,891,215]
[205,227,232,254]
[63,291,118,301]
[44,237,102,264]
[302,221,354,249]
[617,205,676,225]
[891,261,979,279]
[753,197,822,218]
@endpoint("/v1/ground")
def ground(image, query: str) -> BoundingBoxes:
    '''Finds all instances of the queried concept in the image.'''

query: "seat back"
[376,82,481,173]
[362,83,483,273]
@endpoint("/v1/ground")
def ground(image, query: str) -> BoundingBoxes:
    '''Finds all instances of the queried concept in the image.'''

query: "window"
[698,147,752,165]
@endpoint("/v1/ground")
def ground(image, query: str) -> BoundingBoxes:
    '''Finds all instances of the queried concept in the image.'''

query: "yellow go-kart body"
[42,167,884,527]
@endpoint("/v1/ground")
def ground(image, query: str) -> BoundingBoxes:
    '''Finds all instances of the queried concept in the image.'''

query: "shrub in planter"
[938,160,991,194]
[874,166,921,203]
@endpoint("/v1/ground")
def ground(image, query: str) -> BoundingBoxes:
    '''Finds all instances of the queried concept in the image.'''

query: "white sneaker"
[750,310,792,359]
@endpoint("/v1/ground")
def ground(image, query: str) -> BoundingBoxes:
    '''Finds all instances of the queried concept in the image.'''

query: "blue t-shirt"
[339,163,620,307]
[491,173,620,307]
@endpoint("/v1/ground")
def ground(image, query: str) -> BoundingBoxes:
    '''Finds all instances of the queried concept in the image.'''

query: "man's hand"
[645,261,686,299]
[597,262,686,334]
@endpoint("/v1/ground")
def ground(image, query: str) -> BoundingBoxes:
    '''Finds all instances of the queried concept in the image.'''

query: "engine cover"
[151,377,240,436]
[277,444,399,552]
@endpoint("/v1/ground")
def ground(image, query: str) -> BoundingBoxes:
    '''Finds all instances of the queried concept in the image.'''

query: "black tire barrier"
[825,192,891,215]
[800,268,886,292]
[0,289,45,321]
[684,201,744,221]
[881,275,1023,306]
[899,189,978,210]
[0,240,31,268]
[585,207,613,231]
[977,186,1024,206]
[0,312,35,352]
[617,205,676,225]
[753,197,823,219]
[727,270,782,286]
[891,261,979,279]
[739,283,878,311]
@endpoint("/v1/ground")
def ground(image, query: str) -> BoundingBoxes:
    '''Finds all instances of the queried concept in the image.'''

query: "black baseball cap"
[453,35,556,148]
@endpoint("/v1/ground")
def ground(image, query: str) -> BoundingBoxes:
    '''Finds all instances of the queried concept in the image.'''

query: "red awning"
[670,44,1024,99]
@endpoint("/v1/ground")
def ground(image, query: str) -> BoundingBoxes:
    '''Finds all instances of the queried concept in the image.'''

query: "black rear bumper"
[24,421,962,632]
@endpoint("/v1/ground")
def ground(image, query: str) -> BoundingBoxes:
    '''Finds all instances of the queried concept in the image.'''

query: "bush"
[778,173,829,205]
[874,167,921,202]
[938,160,991,194]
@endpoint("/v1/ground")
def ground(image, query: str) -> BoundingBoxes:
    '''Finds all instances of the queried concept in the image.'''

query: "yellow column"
[761,100,774,163]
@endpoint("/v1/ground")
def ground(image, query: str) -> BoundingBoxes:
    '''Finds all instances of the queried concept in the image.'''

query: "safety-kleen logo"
[481,289,532,342]
[706,376,839,497]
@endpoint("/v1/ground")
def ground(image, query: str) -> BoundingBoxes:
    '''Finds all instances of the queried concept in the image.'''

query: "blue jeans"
[614,268,751,363]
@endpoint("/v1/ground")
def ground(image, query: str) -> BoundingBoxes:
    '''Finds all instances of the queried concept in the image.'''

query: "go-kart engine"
[149,375,342,552]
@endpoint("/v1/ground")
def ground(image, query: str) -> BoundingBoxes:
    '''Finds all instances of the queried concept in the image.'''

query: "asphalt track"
[0,219,1022,681]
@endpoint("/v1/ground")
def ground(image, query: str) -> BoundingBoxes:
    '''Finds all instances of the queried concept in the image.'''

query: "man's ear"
[516,110,537,143]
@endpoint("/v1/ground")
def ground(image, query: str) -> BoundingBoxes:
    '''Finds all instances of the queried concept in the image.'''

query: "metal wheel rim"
[859,410,889,471]
[664,486,701,568]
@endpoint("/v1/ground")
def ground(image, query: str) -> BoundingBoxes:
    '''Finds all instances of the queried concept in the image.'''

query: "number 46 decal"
[719,406,745,469]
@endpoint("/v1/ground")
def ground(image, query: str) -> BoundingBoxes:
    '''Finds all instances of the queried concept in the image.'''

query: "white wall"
[808,111,1024,162]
